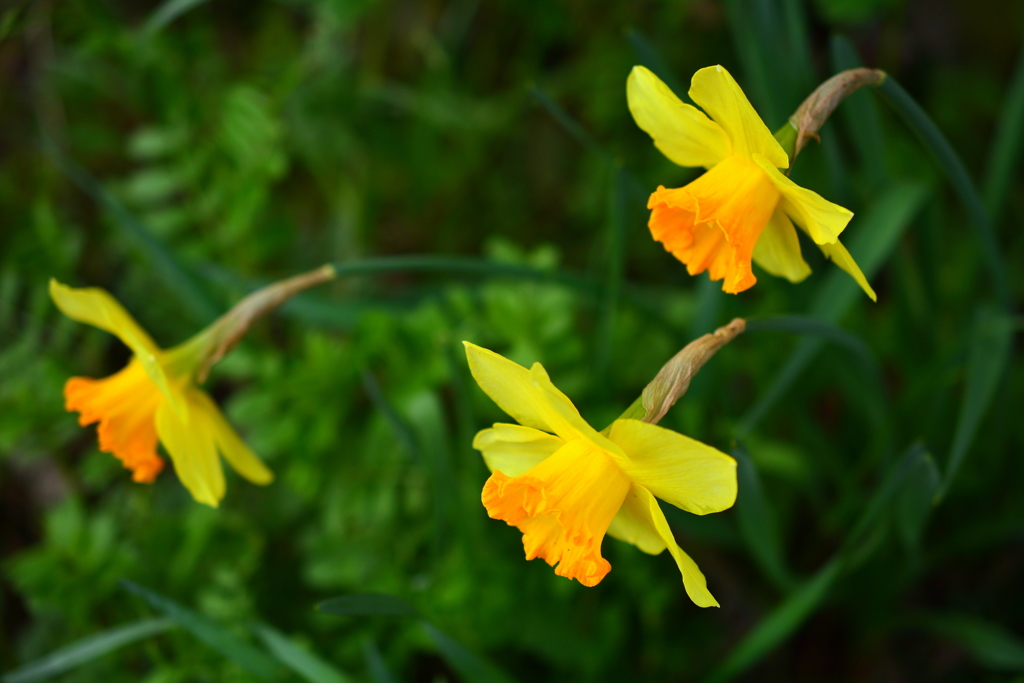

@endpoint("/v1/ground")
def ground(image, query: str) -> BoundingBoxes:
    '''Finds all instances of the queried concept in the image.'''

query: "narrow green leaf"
[120,581,279,679]
[252,623,352,683]
[421,621,515,683]
[840,444,929,563]
[42,140,219,325]
[896,451,941,549]
[877,77,1011,309]
[924,614,1024,670]
[141,0,211,37]
[738,183,928,435]
[938,309,1015,500]
[706,559,843,683]
[744,316,876,371]
[2,618,174,683]
[732,443,793,591]
[361,369,423,461]
[528,84,608,160]
[528,84,649,200]
[812,182,930,321]
[317,594,419,617]
[829,35,886,189]
[983,42,1024,222]
[722,0,780,126]
[361,639,398,683]
[403,391,455,554]
[708,444,928,682]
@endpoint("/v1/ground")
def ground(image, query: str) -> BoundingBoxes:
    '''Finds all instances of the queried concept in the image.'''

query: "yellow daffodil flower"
[51,267,333,506]
[464,342,737,607]
[51,280,272,506]
[627,64,876,300]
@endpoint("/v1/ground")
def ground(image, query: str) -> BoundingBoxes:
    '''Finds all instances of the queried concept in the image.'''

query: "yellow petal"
[818,239,877,301]
[49,279,184,417]
[608,419,737,515]
[627,66,731,169]
[155,388,225,507]
[192,390,273,485]
[622,484,719,607]
[752,206,812,283]
[463,343,624,460]
[472,423,564,476]
[606,483,668,555]
[753,154,853,245]
[688,65,788,168]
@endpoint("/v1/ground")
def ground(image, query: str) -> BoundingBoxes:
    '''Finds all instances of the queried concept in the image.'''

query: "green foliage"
[2,0,1023,681]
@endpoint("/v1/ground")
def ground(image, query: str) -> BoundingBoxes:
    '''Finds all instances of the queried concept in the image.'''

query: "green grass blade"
[705,559,843,683]
[528,85,608,160]
[708,444,928,682]
[1,618,174,683]
[732,443,793,591]
[421,621,515,683]
[877,77,1011,309]
[738,183,928,436]
[744,316,877,370]
[120,581,279,679]
[896,451,941,549]
[923,614,1024,670]
[141,0,211,37]
[317,594,419,617]
[938,309,1015,500]
[983,42,1024,222]
[829,35,887,189]
[722,0,780,125]
[43,140,219,324]
[251,623,352,683]
[361,639,398,683]
[361,369,424,461]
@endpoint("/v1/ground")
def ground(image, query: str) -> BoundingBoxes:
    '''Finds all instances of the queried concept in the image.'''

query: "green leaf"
[895,451,941,549]
[120,581,280,679]
[877,77,1011,309]
[251,623,352,683]
[983,43,1024,222]
[141,0,211,37]
[738,182,928,435]
[924,614,1024,670]
[708,444,929,682]
[317,594,419,617]
[732,443,793,591]
[744,316,877,371]
[421,621,515,683]
[1,618,174,683]
[706,559,843,683]
[939,309,1015,500]
[361,639,398,683]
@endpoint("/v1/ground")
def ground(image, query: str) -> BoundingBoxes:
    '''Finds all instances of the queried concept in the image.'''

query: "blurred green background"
[1,0,1023,681]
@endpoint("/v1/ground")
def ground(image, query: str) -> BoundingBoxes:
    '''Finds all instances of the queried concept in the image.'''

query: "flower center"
[482,438,631,586]
[647,155,780,293]
[65,358,164,482]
